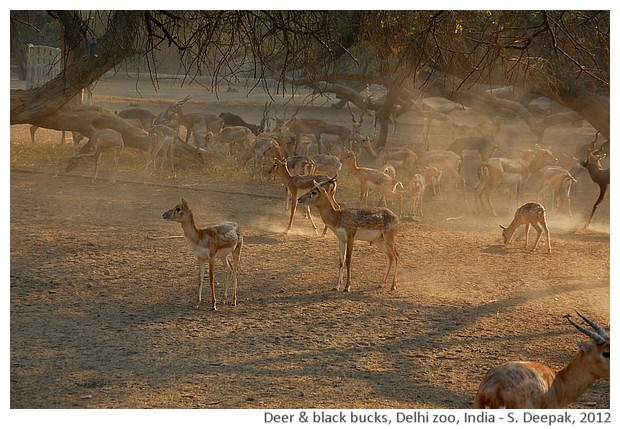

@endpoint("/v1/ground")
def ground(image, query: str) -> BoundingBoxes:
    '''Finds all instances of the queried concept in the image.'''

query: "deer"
[162,198,243,311]
[116,108,157,131]
[415,150,465,196]
[166,96,223,144]
[534,166,578,217]
[65,129,124,184]
[340,150,404,216]
[475,311,609,408]
[237,136,281,181]
[581,134,610,228]
[297,176,400,292]
[474,145,558,216]
[499,202,551,254]
[285,116,353,155]
[446,136,498,162]
[360,136,418,180]
[269,158,336,235]
[29,125,85,146]
[204,125,255,157]
[146,123,182,172]
[404,173,426,217]
[219,112,260,135]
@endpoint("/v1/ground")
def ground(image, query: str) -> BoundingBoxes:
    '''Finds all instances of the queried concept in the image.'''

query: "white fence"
[26,44,61,89]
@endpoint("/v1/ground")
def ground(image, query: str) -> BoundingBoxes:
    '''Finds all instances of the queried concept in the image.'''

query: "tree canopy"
[10,10,610,144]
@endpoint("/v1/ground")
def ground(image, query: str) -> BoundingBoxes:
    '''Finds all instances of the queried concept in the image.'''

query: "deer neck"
[314,191,342,229]
[363,142,379,159]
[547,350,598,408]
[180,210,201,246]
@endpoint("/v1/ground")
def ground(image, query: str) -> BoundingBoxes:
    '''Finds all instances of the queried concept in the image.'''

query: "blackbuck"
[474,145,557,216]
[162,198,243,311]
[360,137,417,179]
[65,129,124,184]
[415,150,465,196]
[475,311,609,408]
[204,126,255,156]
[147,124,182,172]
[219,112,260,135]
[116,108,157,131]
[285,116,353,155]
[297,177,400,292]
[446,136,498,162]
[581,142,609,228]
[535,166,577,217]
[237,137,281,181]
[404,174,426,217]
[500,202,551,254]
[269,158,336,235]
[340,150,404,216]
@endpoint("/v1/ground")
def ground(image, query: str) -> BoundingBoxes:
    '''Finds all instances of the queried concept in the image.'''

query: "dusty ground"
[9,77,610,410]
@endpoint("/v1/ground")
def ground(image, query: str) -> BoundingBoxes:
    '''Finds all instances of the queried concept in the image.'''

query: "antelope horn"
[567,311,608,345]
[314,176,337,188]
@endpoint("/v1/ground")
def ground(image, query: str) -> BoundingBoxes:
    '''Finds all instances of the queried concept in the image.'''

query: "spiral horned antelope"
[162,198,242,311]
[297,176,399,292]
[475,311,609,409]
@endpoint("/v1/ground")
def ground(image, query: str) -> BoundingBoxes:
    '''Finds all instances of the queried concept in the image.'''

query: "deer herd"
[50,95,609,409]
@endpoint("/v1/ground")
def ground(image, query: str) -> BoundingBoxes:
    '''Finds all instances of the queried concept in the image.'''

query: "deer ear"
[181,198,188,207]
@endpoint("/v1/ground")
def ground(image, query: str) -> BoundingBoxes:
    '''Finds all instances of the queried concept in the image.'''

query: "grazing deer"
[219,112,260,135]
[204,126,255,156]
[500,202,551,254]
[269,158,335,235]
[475,311,609,409]
[475,145,557,216]
[65,129,124,184]
[340,150,404,216]
[297,177,400,292]
[162,198,243,311]
[581,137,610,228]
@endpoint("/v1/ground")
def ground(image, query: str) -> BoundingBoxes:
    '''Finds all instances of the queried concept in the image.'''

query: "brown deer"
[285,116,353,155]
[297,177,400,292]
[581,136,610,228]
[162,198,243,311]
[340,150,404,216]
[475,145,557,216]
[146,124,182,172]
[65,129,124,184]
[269,158,335,235]
[500,202,551,254]
[535,166,578,217]
[475,311,609,408]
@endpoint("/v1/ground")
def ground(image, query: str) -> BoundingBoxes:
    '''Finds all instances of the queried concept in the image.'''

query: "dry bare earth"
[10,78,610,410]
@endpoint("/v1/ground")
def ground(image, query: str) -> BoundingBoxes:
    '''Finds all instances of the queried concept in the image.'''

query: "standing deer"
[146,124,182,172]
[340,150,404,216]
[475,311,609,408]
[474,145,557,216]
[535,166,577,217]
[581,140,610,229]
[500,202,551,254]
[297,177,400,292]
[269,158,335,235]
[65,129,124,184]
[285,116,353,155]
[162,198,243,311]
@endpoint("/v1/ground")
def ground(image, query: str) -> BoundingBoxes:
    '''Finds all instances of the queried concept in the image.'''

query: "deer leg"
[208,259,217,311]
[231,243,241,307]
[286,192,298,232]
[523,224,531,248]
[585,184,608,227]
[304,205,318,234]
[197,259,206,309]
[93,152,104,182]
[336,238,347,291]
[530,223,543,251]
[343,236,355,292]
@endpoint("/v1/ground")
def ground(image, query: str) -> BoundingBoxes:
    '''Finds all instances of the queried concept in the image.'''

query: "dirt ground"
[9,77,610,411]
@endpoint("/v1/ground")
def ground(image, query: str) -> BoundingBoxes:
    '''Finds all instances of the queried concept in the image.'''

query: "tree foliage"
[10,10,609,141]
